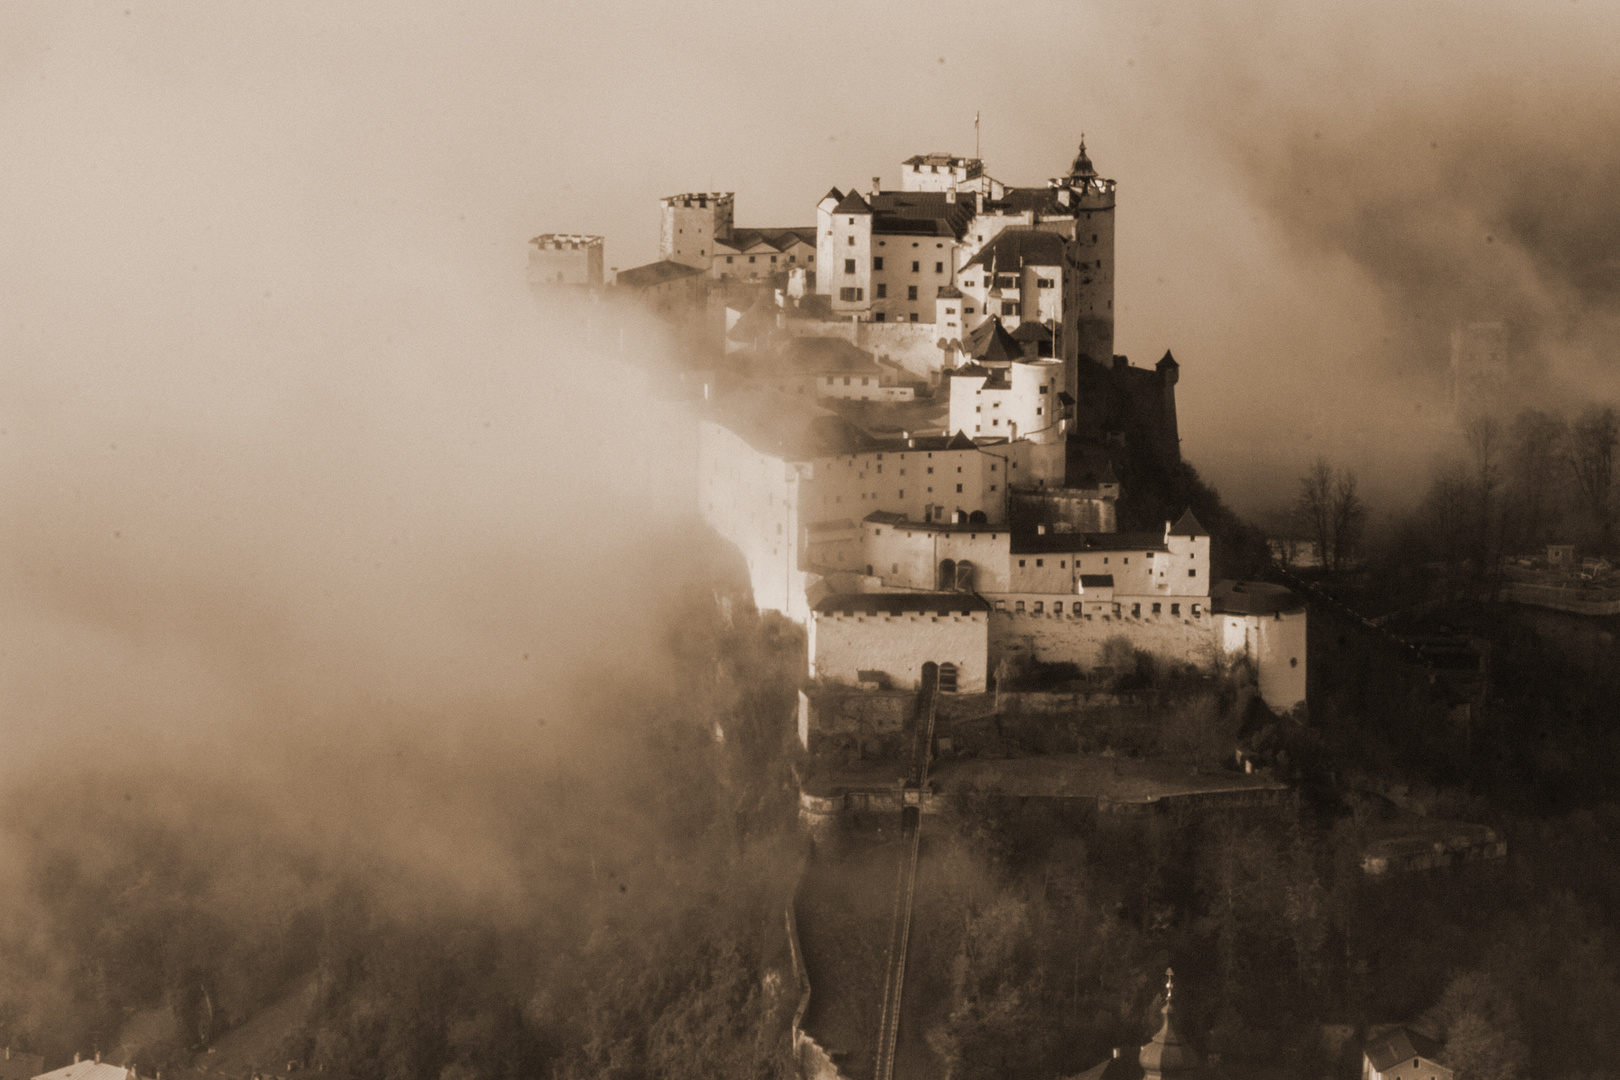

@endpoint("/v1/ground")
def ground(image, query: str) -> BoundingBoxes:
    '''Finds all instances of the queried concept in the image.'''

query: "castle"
[538,140,1307,713]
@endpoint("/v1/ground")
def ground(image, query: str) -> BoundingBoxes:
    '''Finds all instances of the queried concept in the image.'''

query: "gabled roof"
[1011,320,1054,343]
[34,1065,144,1080]
[1365,1028,1445,1074]
[717,227,816,253]
[832,190,872,214]
[821,186,844,203]
[963,228,1067,271]
[615,260,705,288]
[936,283,964,299]
[1168,508,1205,537]
[813,591,991,616]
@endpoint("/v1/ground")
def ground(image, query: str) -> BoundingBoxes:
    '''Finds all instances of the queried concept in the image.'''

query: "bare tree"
[1464,414,1503,579]
[1424,460,1474,571]
[1294,458,1365,573]
[1329,468,1367,573]
[1507,408,1566,552]
[1565,404,1619,548]
[1295,459,1335,571]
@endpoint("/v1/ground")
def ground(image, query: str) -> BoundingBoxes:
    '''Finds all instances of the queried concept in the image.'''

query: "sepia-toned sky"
[3,1,1619,770]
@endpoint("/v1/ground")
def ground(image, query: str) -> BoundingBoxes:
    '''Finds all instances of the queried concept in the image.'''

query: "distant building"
[659,192,733,270]
[612,259,707,315]
[527,234,604,288]
[1361,1027,1453,1080]
[809,592,990,692]
[1070,969,1220,1080]
[33,1059,150,1080]
[1211,580,1308,712]
[899,152,988,193]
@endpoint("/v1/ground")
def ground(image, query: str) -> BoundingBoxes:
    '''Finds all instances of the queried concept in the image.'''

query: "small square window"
[748,255,755,263]
[874,257,884,270]
[1152,603,1161,614]
[1033,601,1044,614]
[1189,568,1197,577]
[1015,601,1025,613]
[876,284,887,298]
[935,261,944,273]
[1018,559,1026,567]
[956,483,963,493]
[844,259,856,274]
[1171,604,1180,615]
[909,313,919,322]
[908,285,918,301]
[912,261,920,272]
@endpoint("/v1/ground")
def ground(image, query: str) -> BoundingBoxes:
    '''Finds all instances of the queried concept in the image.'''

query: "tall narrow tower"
[1060,139,1117,401]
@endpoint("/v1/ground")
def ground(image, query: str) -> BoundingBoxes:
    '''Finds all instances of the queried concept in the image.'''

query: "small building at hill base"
[1361,1026,1453,1080]
[1211,580,1307,713]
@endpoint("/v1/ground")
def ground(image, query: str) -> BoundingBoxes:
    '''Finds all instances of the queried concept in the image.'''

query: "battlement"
[661,192,734,208]
[529,234,603,250]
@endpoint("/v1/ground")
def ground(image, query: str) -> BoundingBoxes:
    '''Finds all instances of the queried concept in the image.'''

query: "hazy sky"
[4,1,1619,771]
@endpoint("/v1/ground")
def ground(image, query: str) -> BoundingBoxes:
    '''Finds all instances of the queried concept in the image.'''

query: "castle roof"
[951,362,1011,390]
[812,591,991,616]
[936,283,964,299]
[717,226,816,253]
[1167,508,1205,537]
[821,186,844,203]
[1011,530,1167,555]
[1011,320,1054,343]
[966,317,1026,365]
[1156,349,1180,370]
[1210,581,1306,617]
[778,336,881,375]
[866,191,976,239]
[1070,138,1097,180]
[832,190,872,214]
[963,228,1067,271]
[614,259,705,288]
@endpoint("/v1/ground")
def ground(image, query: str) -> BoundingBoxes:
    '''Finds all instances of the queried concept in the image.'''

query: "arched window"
[937,662,959,693]
[938,558,957,590]
[955,559,975,591]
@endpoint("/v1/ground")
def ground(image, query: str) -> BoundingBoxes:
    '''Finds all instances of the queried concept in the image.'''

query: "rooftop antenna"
[975,110,981,162]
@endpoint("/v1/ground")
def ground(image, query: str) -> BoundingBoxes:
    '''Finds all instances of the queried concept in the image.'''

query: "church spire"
[1139,968,1201,1079]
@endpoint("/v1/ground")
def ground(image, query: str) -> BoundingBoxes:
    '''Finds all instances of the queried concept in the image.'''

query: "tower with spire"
[1056,136,1118,400]
[1070,969,1218,1080]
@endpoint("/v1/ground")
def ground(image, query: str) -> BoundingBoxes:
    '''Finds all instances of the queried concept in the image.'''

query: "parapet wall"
[781,319,948,380]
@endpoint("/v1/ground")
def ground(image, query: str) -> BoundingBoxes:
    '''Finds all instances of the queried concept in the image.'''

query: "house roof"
[614,260,705,288]
[821,187,844,204]
[1209,580,1305,617]
[963,228,1067,271]
[779,336,881,375]
[813,592,991,616]
[1011,320,1054,343]
[1012,531,1167,554]
[1168,508,1206,537]
[936,284,964,299]
[832,190,872,214]
[34,1064,143,1080]
[1365,1028,1445,1074]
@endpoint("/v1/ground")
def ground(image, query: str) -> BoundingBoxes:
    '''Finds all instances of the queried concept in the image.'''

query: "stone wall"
[989,608,1219,673]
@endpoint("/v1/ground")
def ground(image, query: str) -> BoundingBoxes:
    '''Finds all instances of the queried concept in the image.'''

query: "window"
[825,376,834,384]
[839,287,863,301]
[748,255,756,263]
[1037,277,1054,288]
[1033,602,1044,614]
[909,312,919,322]
[938,662,958,692]
[907,285,918,300]
[965,306,975,314]
[898,489,903,497]
[862,378,870,386]
[808,255,814,262]
[935,261,944,273]
[1015,601,1025,613]
[946,307,956,314]
[1039,384,1049,394]
[844,259,856,274]
[770,255,777,263]
[1035,558,1042,566]
[875,312,886,322]
[956,483,963,493]
[873,256,884,270]
[1191,604,1201,617]
[1054,602,1064,613]
[1131,603,1141,617]
[1291,657,1299,668]
[847,236,855,245]
[876,283,887,298]
[1002,302,1017,315]
[1152,603,1161,614]
[788,254,795,262]
[926,466,933,474]
[725,255,734,264]
[912,261,920,272]
[1189,568,1197,577]
[1018,559,1026,567]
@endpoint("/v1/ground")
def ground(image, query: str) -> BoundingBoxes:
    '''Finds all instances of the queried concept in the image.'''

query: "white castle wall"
[810,608,988,692]
[698,419,811,622]
[988,606,1218,672]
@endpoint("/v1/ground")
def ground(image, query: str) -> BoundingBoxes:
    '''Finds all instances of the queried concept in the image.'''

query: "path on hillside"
[872,666,938,1080]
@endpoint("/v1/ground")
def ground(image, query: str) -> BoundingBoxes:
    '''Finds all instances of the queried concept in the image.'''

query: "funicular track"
[872,663,939,1080]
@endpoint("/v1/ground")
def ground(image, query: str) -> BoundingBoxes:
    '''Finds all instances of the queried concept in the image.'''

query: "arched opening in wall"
[969,510,988,524]
[955,560,976,592]
[938,558,957,591]
[937,662,958,693]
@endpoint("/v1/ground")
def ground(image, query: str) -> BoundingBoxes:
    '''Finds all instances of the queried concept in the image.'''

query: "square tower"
[659,192,734,270]
[527,234,604,288]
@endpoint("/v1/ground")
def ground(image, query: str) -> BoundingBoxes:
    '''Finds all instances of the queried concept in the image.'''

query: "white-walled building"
[810,592,990,692]
[527,234,604,288]
[1212,580,1308,713]
[948,354,1067,443]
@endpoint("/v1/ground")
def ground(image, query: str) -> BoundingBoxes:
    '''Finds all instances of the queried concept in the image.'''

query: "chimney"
[870,176,881,194]
[975,191,984,213]
[96,1052,101,1064]
[75,1054,81,1064]
[946,184,957,204]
